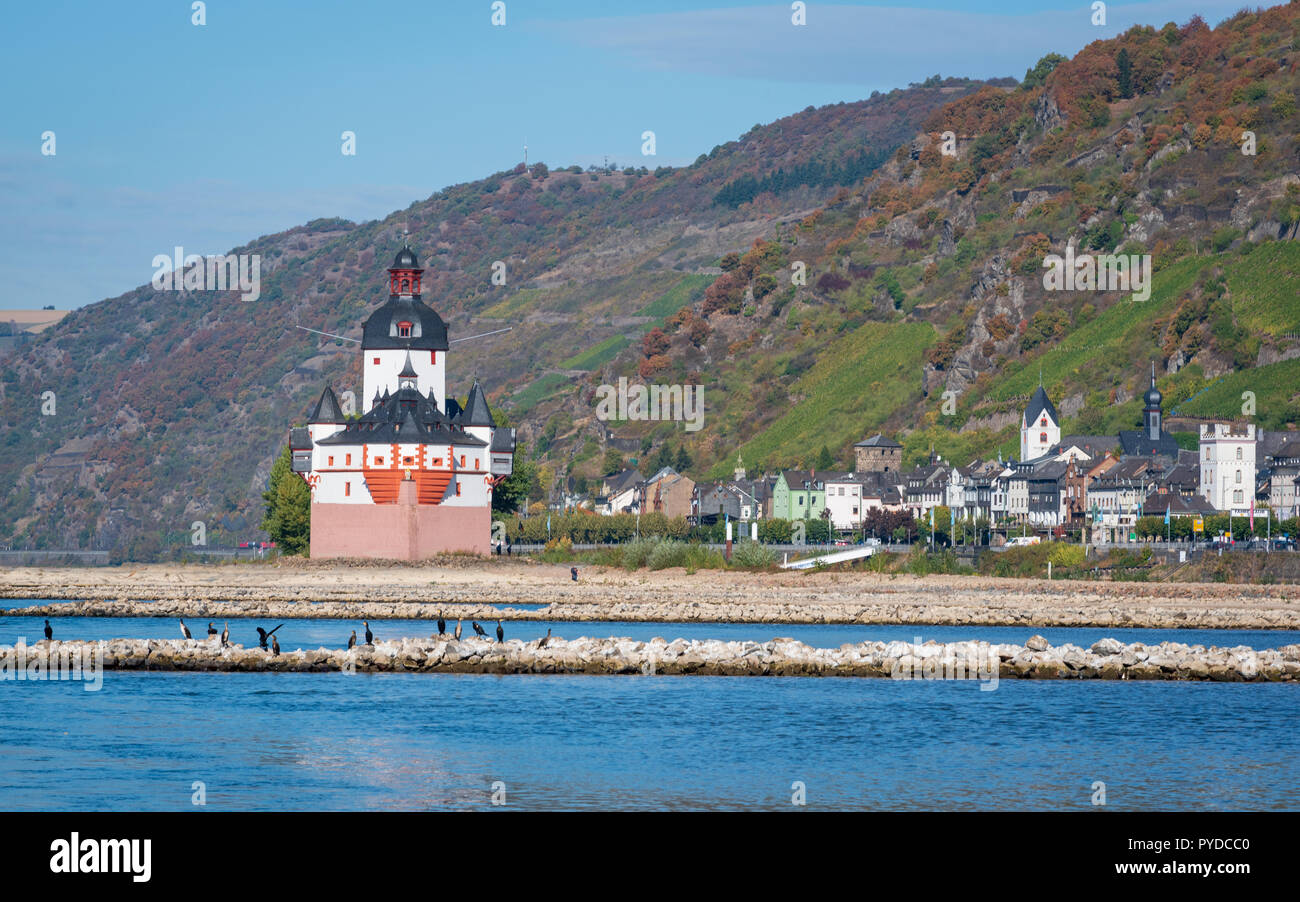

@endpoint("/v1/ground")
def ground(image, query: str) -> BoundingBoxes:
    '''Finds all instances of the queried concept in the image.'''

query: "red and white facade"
[289,246,514,558]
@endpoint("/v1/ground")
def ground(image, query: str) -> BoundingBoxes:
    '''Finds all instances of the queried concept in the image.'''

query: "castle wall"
[310,480,491,559]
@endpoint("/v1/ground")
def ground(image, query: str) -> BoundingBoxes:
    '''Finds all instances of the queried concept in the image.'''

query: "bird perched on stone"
[454,620,463,640]
[270,635,280,657]
[207,622,217,638]
[437,611,446,636]
[472,621,487,638]
[43,620,52,641]
[364,621,373,645]
[348,630,356,650]
[255,624,283,650]
[180,619,192,640]
[496,620,504,643]
[220,622,230,648]
[538,628,551,648]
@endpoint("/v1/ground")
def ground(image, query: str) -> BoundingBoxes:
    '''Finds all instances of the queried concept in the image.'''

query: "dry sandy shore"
[2,559,1298,630]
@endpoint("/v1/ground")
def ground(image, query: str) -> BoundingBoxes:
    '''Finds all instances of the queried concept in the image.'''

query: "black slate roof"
[854,433,901,448]
[318,385,486,447]
[362,296,449,351]
[1118,430,1180,459]
[308,386,347,424]
[1024,386,1059,427]
[459,380,496,428]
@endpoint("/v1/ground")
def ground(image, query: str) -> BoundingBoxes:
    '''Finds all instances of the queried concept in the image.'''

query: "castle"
[288,246,514,559]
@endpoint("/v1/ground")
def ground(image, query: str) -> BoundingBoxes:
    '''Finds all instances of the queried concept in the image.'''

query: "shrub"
[731,541,777,569]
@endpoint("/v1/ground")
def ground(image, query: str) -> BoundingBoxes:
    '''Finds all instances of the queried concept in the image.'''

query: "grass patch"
[560,335,631,370]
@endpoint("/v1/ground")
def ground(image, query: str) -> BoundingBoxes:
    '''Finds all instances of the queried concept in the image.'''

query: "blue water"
[3,606,1297,811]
[1,672,1296,811]
[2,614,1295,652]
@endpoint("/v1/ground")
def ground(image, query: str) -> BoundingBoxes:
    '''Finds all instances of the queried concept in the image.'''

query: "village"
[576,366,1298,548]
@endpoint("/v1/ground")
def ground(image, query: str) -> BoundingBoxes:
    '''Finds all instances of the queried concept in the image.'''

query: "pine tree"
[815,445,835,469]
[674,445,692,473]
[1117,48,1133,99]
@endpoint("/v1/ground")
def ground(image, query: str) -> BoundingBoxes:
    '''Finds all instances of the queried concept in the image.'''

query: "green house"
[773,471,827,521]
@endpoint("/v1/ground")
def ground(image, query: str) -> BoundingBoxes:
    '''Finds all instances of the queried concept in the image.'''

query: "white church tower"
[1020,385,1060,461]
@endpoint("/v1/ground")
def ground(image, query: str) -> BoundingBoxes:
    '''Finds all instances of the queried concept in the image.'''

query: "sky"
[0,0,1253,311]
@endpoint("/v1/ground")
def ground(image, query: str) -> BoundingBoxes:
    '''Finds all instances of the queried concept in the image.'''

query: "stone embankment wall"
[5,635,1296,682]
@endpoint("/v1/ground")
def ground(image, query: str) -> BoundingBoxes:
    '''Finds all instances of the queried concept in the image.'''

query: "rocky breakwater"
[5,634,1298,681]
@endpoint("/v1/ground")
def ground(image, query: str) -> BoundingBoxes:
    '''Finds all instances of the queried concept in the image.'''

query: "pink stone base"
[311,482,490,559]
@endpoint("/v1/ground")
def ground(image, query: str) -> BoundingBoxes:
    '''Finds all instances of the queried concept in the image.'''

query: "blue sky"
[0,0,1250,310]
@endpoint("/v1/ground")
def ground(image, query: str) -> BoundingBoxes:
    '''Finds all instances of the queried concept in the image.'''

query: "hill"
[0,79,990,557]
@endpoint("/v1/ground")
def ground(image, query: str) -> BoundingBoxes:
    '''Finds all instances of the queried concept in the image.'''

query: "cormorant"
[472,621,487,638]
[454,620,463,640]
[437,611,446,635]
[364,621,373,645]
[347,630,356,650]
[270,635,280,657]
[255,624,283,650]
[220,622,230,648]
[43,620,52,641]
[180,619,193,640]
[538,628,552,648]
[206,622,217,638]
[496,620,504,644]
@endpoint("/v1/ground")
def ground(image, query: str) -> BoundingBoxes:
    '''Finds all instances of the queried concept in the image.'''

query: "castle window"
[1040,433,1047,443]
[456,483,461,497]
[375,456,384,465]
[1040,418,1047,427]
[373,357,380,365]
[475,458,480,469]
[1234,490,1243,504]
[460,454,466,467]
[1236,447,1242,460]
[431,351,437,364]
[1235,471,1242,484]
[345,482,351,497]
[345,453,351,466]
[398,321,412,338]
[404,456,413,465]
[328,455,334,466]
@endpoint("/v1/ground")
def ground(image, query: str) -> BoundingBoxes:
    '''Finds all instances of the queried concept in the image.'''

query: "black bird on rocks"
[270,635,280,657]
[496,620,504,643]
[43,620,52,641]
[538,628,551,648]
[180,619,193,640]
[347,630,356,650]
[255,624,283,650]
[206,622,217,638]
[364,621,373,645]
[454,619,463,640]
[437,611,446,635]
[571,567,578,581]
[220,622,230,648]
[472,621,487,638]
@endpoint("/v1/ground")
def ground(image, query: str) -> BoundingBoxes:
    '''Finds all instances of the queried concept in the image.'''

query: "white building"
[1200,423,1257,513]
[290,245,515,558]
[1020,385,1061,461]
